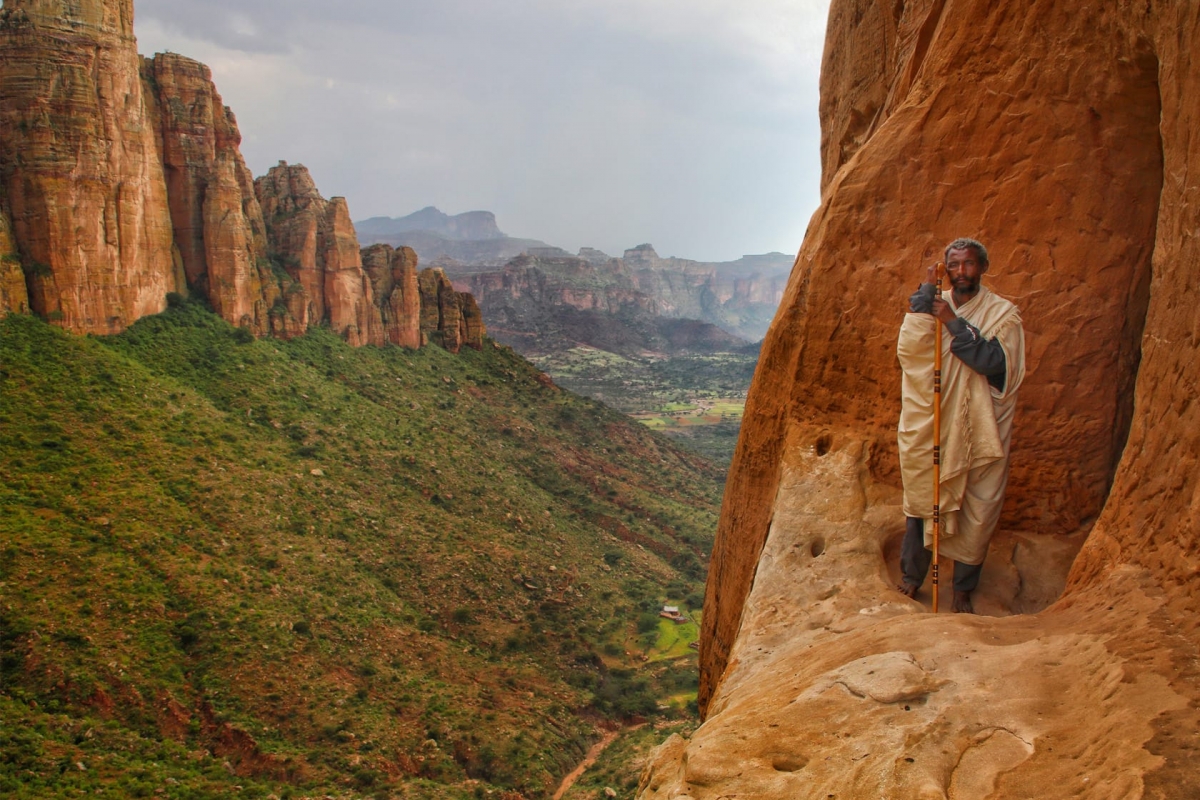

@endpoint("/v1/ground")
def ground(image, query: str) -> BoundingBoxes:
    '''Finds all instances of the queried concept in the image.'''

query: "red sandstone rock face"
[0,206,29,317]
[460,292,485,352]
[142,53,270,334]
[321,197,380,347]
[0,1,490,357]
[417,267,443,339]
[255,162,384,346]
[255,163,325,329]
[417,267,485,353]
[0,0,178,333]
[654,1,1200,797]
[241,162,483,353]
[362,243,421,348]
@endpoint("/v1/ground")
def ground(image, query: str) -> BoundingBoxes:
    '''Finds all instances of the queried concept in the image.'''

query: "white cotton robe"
[896,285,1026,564]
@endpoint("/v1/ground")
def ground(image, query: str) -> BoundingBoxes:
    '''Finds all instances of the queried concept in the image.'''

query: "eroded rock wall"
[361,243,421,348]
[0,203,29,317]
[254,162,383,346]
[0,0,491,352]
[142,52,271,334]
[0,0,178,333]
[254,163,477,353]
[650,1,1200,797]
[418,267,485,353]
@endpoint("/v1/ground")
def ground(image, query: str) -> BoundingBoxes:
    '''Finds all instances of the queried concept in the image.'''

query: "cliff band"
[0,1,483,351]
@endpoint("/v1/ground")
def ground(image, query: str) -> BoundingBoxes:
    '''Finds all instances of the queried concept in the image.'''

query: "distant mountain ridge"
[355,207,551,267]
[355,208,793,343]
[453,244,792,347]
[357,207,507,241]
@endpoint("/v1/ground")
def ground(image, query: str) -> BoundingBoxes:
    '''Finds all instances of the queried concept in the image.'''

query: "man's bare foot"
[952,590,974,613]
[897,582,920,599]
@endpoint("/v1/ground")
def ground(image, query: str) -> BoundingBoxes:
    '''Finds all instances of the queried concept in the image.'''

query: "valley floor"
[526,347,757,472]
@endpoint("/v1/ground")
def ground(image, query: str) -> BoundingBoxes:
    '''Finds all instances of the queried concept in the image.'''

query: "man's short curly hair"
[945,237,989,268]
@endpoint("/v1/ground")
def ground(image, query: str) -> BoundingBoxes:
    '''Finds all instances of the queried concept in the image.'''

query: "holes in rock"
[810,538,826,558]
[771,754,808,772]
[814,434,832,457]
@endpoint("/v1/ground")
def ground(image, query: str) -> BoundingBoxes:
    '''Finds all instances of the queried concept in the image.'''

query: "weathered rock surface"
[417,267,484,354]
[0,3,485,355]
[459,251,747,358]
[254,162,382,346]
[644,1,1200,797]
[0,0,178,333]
[142,52,270,334]
[361,243,421,348]
[0,204,29,317]
[321,196,380,348]
[255,163,461,350]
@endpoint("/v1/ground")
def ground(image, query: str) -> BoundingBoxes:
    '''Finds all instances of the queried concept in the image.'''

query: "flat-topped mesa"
[417,267,485,354]
[622,243,661,267]
[143,52,271,334]
[0,0,178,333]
[4,0,135,39]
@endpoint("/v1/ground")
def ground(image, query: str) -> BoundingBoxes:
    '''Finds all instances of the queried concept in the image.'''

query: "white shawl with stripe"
[897,285,1025,564]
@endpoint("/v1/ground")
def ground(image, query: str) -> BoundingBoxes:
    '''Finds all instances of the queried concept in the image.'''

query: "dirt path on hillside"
[553,724,645,800]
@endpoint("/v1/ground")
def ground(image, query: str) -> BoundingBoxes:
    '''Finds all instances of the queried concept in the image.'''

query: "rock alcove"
[641,1,1199,797]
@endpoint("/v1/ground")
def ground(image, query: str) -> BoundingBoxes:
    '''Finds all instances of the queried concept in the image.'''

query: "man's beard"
[952,277,980,294]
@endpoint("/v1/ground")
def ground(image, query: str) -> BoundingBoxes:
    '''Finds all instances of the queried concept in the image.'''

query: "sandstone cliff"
[0,203,29,317]
[142,52,271,335]
[643,1,1200,797]
[0,0,178,333]
[417,267,485,353]
[0,2,485,356]
[458,250,746,357]
[361,243,421,348]
[254,162,373,344]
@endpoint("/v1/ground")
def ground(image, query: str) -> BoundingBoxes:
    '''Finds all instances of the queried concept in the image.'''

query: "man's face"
[945,247,985,294]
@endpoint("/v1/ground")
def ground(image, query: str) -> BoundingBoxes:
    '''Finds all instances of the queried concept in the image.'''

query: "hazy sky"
[135,0,831,262]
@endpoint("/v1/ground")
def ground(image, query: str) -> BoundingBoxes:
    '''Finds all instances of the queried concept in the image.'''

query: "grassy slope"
[560,722,697,800]
[0,305,718,799]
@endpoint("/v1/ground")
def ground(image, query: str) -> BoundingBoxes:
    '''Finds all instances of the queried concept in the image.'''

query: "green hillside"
[0,303,719,799]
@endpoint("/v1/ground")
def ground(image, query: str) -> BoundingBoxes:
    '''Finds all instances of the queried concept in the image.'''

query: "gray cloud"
[136,0,829,261]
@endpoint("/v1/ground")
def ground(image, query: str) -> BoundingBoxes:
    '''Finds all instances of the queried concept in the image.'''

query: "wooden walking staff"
[931,261,945,613]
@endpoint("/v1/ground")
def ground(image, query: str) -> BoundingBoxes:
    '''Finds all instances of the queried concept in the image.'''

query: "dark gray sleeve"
[908,283,936,313]
[945,317,1007,391]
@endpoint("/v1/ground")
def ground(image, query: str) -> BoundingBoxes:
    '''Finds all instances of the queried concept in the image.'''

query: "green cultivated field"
[529,347,757,470]
[0,304,719,799]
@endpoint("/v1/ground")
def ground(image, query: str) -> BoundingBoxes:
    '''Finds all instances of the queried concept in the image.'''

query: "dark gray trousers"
[901,516,984,592]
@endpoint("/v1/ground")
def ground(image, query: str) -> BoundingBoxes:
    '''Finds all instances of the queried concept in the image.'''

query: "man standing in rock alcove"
[895,238,1026,613]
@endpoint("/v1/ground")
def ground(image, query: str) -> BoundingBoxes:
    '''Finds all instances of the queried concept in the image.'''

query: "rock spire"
[0,1,484,354]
